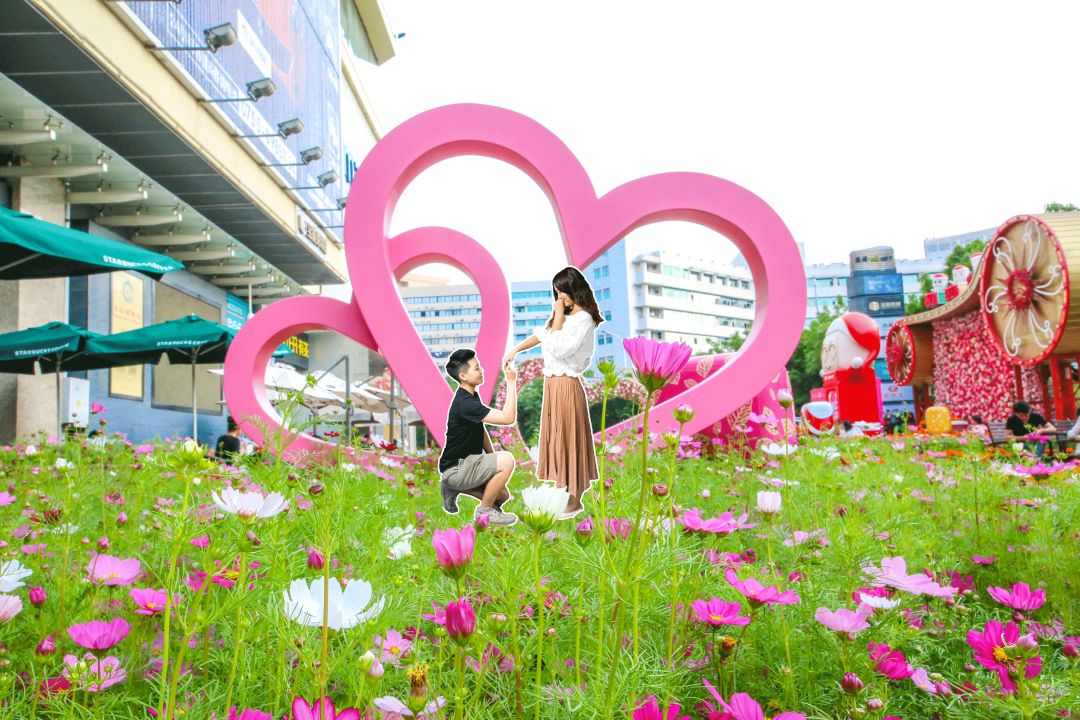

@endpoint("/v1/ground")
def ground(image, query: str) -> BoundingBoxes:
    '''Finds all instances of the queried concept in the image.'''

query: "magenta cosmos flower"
[622,336,692,393]
[987,581,1045,611]
[291,696,360,720]
[691,599,750,627]
[966,620,1042,693]
[815,606,870,639]
[445,598,476,645]
[632,695,690,720]
[227,709,272,720]
[431,525,474,579]
[130,588,169,615]
[868,642,914,680]
[85,554,141,586]
[725,569,799,608]
[67,617,130,651]
[701,679,805,720]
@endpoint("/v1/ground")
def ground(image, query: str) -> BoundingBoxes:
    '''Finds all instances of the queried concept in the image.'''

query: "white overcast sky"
[356,1,1080,284]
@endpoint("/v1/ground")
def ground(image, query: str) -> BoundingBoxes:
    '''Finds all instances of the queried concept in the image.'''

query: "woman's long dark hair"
[545,266,604,329]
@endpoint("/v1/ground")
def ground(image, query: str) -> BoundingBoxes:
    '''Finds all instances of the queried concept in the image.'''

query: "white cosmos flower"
[0,559,32,592]
[283,577,384,631]
[0,593,22,623]
[383,525,415,560]
[54,458,73,470]
[211,486,288,520]
[24,445,37,456]
[859,594,902,610]
[756,491,782,515]
[761,442,799,456]
[521,486,569,533]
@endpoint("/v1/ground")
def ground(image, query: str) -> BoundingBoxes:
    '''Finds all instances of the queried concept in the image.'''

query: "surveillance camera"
[277,118,304,138]
[204,23,237,52]
[299,146,323,164]
[246,78,277,101]
[336,197,348,210]
[316,170,339,188]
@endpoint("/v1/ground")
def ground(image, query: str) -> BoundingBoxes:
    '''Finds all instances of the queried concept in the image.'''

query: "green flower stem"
[665,420,685,661]
[574,570,585,687]
[165,576,214,720]
[454,644,466,720]
[221,547,250,716]
[159,471,195,717]
[532,533,545,720]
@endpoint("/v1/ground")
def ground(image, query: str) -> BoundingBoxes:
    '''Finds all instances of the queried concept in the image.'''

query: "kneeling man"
[439,348,519,526]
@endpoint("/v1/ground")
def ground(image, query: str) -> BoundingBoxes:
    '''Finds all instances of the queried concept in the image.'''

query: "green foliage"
[1045,202,1079,213]
[706,330,746,355]
[786,298,845,407]
[514,377,546,444]
[587,396,637,433]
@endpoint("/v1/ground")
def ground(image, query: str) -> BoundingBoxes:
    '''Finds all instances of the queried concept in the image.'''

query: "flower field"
[0,398,1078,718]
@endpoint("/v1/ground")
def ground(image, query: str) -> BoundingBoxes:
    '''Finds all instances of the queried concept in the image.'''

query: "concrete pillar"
[0,178,68,442]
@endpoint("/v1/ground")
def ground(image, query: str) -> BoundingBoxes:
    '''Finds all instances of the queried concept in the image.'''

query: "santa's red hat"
[841,312,881,362]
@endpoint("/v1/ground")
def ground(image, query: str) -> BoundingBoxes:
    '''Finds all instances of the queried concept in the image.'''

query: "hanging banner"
[225,293,249,332]
[110,272,144,398]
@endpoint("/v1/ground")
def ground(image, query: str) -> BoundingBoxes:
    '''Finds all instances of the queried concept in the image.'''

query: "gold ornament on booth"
[925,406,953,435]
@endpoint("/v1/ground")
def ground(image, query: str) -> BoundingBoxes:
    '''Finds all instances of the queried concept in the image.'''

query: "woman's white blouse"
[532,311,596,377]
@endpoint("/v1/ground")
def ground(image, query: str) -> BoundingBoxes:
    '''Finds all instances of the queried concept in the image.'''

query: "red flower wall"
[931,311,1044,421]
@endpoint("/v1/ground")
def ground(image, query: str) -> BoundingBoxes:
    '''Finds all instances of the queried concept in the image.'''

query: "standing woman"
[504,267,602,517]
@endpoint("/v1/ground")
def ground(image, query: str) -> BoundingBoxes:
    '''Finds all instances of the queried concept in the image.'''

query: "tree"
[706,330,746,355]
[786,298,845,408]
[1045,202,1079,213]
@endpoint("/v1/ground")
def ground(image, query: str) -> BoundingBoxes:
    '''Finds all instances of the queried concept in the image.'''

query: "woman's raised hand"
[502,351,516,367]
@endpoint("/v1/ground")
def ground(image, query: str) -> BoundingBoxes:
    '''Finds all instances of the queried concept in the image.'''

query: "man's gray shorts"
[442,453,499,492]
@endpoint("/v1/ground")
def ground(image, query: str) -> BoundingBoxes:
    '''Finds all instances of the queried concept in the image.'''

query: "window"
[602,266,610,277]
[650,331,663,340]
[604,310,612,321]
[649,308,664,318]
[594,268,602,280]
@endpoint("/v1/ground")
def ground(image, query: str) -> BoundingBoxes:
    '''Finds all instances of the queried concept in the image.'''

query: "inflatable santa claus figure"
[819,312,883,429]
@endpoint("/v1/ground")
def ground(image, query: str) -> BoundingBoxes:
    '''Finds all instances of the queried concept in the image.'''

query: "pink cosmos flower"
[373,629,412,667]
[431,525,474,579]
[971,555,996,566]
[225,710,272,720]
[815,606,870,638]
[291,696,360,720]
[0,491,14,506]
[622,336,692,393]
[701,678,805,720]
[725,569,799,607]
[130,588,169,615]
[966,620,1042,693]
[691,599,751,627]
[986,581,1045,611]
[868,642,914,679]
[632,695,690,720]
[445,598,476,645]
[62,653,126,692]
[605,518,632,540]
[911,667,952,696]
[0,593,22,622]
[862,556,956,599]
[678,508,756,535]
[371,695,446,719]
[421,601,446,626]
[86,554,141,586]
[68,617,130,651]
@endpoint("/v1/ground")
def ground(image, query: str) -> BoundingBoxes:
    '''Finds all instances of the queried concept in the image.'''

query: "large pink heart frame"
[224,104,806,461]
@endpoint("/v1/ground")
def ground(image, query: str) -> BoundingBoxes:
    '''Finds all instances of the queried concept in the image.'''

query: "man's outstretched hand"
[503,361,518,384]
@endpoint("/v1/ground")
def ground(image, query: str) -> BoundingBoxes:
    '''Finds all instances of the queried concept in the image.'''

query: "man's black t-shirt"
[439,387,492,473]
[215,434,241,460]
[1005,412,1047,437]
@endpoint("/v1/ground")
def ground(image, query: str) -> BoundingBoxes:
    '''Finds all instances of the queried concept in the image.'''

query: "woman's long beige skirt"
[537,375,598,498]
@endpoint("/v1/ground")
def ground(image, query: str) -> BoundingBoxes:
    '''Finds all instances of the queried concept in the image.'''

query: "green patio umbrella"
[0,205,183,279]
[84,315,234,439]
[0,321,117,436]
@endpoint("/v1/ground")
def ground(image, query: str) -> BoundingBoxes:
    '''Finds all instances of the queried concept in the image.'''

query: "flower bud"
[35,635,56,656]
[368,658,385,678]
[777,390,794,409]
[866,698,883,710]
[29,587,46,607]
[308,483,324,496]
[97,536,110,551]
[652,483,669,498]
[841,672,863,694]
[357,650,376,672]
[1018,634,1038,651]
[1063,642,1078,658]
[674,404,696,425]
[473,512,490,531]
[407,663,430,713]
[116,511,128,526]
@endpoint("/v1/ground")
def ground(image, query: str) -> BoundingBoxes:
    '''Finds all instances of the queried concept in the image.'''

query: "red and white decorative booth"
[885,212,1080,422]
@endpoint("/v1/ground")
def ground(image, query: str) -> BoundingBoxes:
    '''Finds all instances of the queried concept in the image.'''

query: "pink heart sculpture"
[223,227,509,461]
[346,104,806,443]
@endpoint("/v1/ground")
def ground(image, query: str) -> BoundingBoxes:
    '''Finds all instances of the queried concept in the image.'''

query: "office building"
[0,1,397,443]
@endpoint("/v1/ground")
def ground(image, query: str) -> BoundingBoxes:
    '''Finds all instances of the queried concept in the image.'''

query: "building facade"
[0,0,396,443]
